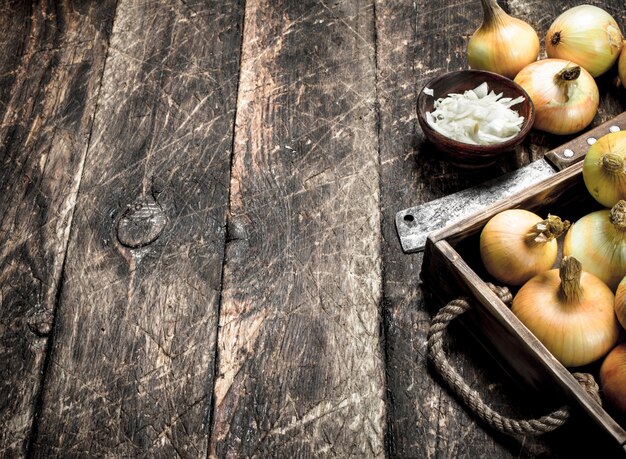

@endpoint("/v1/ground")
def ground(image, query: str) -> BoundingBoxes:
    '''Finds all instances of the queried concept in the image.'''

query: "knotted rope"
[426,283,601,435]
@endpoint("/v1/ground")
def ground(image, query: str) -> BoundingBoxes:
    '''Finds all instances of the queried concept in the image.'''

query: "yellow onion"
[514,59,598,135]
[512,256,620,367]
[600,343,626,415]
[467,0,540,79]
[546,5,623,78]
[583,131,626,208]
[563,200,626,291]
[614,276,626,330]
[480,209,569,286]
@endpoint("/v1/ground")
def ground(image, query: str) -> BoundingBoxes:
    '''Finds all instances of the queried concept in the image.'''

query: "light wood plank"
[31,1,244,456]
[210,0,386,456]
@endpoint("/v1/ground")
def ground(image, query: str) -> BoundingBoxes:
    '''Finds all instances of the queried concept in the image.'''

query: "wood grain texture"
[30,0,243,456]
[375,0,533,457]
[1,0,623,457]
[376,0,626,457]
[210,0,385,456]
[0,1,116,456]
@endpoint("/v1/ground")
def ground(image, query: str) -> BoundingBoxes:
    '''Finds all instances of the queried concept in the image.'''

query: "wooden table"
[1,1,625,457]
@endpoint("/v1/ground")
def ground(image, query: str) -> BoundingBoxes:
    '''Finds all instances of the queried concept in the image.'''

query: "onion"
[514,59,598,135]
[467,0,540,79]
[512,257,620,367]
[480,209,569,286]
[583,131,626,208]
[614,276,626,331]
[563,200,626,291]
[546,5,623,78]
[425,82,525,145]
[600,343,626,415]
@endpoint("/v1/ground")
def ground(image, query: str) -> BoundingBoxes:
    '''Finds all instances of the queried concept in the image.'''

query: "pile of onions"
[467,0,539,79]
[563,200,626,291]
[511,257,620,367]
[466,0,626,401]
[514,59,598,135]
[546,5,623,77]
[600,343,626,415]
[583,131,626,208]
[480,210,569,286]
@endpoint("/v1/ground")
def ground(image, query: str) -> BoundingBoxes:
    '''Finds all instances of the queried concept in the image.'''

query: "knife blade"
[396,111,626,253]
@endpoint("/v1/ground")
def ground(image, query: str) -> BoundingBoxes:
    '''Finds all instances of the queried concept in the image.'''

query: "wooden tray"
[422,160,626,454]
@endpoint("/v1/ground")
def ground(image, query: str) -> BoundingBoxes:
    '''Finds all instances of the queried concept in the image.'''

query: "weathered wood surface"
[375,1,537,456]
[30,0,244,456]
[210,0,385,456]
[1,0,625,457]
[0,1,116,456]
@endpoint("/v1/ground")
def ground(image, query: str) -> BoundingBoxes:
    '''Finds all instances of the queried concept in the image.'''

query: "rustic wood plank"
[30,0,244,456]
[377,0,626,456]
[210,0,385,456]
[0,1,116,456]
[375,1,532,455]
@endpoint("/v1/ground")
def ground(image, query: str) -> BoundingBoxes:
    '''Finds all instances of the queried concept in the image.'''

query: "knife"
[396,112,626,253]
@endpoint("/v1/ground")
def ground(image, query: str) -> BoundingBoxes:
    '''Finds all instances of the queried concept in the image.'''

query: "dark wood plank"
[31,1,244,456]
[375,1,529,456]
[0,2,31,120]
[376,0,626,457]
[210,0,385,456]
[0,1,116,456]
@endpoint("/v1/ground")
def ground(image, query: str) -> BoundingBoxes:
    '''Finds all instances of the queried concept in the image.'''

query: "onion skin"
[583,131,626,208]
[467,0,540,79]
[600,343,626,415]
[619,41,626,88]
[546,5,623,77]
[614,276,626,331]
[480,210,568,286]
[512,257,620,367]
[514,59,598,135]
[563,203,626,291]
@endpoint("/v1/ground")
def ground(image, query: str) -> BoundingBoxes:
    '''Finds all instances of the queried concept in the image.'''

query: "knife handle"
[545,112,626,171]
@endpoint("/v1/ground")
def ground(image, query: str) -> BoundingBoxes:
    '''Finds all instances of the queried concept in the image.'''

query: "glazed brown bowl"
[417,70,535,168]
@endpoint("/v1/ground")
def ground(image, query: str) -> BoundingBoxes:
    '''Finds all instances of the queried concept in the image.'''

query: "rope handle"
[426,283,601,436]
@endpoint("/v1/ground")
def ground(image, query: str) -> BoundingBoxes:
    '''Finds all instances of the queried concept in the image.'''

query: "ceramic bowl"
[417,70,535,168]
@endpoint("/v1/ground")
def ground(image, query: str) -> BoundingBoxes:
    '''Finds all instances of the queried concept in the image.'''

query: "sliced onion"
[425,83,525,145]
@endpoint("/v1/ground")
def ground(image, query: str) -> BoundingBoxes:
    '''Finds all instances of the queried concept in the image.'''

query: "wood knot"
[117,196,167,248]
[28,310,53,336]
